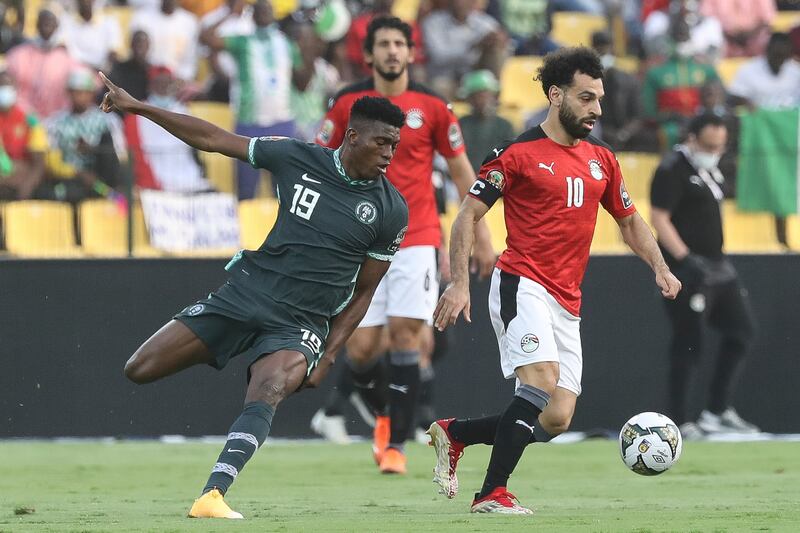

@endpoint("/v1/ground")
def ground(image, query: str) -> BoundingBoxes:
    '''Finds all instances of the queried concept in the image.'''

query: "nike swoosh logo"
[389,383,409,394]
[301,173,321,184]
[227,449,247,454]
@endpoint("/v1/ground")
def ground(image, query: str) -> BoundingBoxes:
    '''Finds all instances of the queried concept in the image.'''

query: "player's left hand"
[303,355,334,389]
[656,267,681,300]
[470,238,496,279]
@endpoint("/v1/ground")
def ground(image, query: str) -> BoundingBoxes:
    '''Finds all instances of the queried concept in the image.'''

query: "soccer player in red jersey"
[428,47,682,514]
[315,15,495,474]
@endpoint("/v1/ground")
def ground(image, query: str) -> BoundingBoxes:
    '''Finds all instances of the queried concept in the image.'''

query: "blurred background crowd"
[1,0,799,255]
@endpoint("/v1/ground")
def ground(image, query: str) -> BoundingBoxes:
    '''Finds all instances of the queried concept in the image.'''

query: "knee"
[517,361,560,395]
[388,320,424,351]
[247,376,291,407]
[540,412,572,437]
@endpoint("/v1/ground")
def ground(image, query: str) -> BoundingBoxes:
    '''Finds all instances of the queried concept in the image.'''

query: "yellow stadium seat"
[105,6,133,59]
[613,56,640,75]
[439,201,460,245]
[722,200,784,252]
[392,0,420,22]
[616,152,660,206]
[787,215,800,251]
[551,12,608,48]
[716,57,749,86]
[591,208,626,254]
[239,198,280,250]
[499,56,548,113]
[484,200,507,254]
[272,0,299,20]
[2,200,82,257]
[79,198,161,256]
[634,200,654,232]
[771,11,800,32]
[186,102,236,193]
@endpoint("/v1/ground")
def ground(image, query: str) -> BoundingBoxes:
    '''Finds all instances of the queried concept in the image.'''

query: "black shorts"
[174,277,329,374]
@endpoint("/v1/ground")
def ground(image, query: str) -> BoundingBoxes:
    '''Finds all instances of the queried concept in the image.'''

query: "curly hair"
[536,47,604,98]
[350,96,406,129]
[364,16,414,53]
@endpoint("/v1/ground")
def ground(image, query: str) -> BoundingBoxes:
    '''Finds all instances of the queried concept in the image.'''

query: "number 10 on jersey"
[565,176,584,208]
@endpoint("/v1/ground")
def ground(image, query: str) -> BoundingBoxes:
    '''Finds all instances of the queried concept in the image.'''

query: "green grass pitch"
[1,439,797,532]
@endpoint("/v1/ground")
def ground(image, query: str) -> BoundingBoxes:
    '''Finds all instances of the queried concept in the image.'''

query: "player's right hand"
[433,282,470,332]
[98,71,139,114]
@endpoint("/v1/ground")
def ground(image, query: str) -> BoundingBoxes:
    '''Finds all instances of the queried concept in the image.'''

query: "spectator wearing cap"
[0,68,48,200]
[108,30,152,103]
[457,69,515,173]
[5,9,83,119]
[202,0,299,199]
[124,66,215,193]
[39,69,126,203]
[591,30,655,152]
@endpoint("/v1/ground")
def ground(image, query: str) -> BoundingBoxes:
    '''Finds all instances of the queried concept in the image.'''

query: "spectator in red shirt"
[0,68,47,200]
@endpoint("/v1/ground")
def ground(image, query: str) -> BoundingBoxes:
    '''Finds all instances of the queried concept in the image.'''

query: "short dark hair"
[364,15,414,53]
[536,47,604,97]
[687,113,727,136]
[767,31,791,50]
[350,96,406,130]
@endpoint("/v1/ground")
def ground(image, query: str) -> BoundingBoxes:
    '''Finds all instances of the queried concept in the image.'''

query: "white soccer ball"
[619,412,682,476]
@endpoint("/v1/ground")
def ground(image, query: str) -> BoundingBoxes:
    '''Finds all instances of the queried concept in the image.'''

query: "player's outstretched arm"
[617,211,682,299]
[304,258,391,389]
[98,72,249,161]
[446,153,496,278]
[433,196,490,331]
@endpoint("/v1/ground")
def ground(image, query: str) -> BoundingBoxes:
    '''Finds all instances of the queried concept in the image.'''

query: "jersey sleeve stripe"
[367,251,394,262]
[248,137,257,168]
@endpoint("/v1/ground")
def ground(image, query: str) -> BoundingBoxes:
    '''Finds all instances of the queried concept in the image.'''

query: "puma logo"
[515,419,535,433]
[538,162,555,175]
[493,147,504,157]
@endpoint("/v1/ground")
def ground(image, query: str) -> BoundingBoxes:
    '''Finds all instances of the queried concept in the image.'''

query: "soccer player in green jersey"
[99,73,409,519]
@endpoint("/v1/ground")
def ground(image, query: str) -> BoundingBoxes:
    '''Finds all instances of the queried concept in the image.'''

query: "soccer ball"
[619,412,682,476]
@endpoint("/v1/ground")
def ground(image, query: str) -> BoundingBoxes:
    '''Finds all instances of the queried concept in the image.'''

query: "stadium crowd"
[1,0,800,251]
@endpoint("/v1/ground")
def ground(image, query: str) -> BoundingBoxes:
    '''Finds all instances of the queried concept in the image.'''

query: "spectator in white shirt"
[199,0,254,102]
[130,0,200,82]
[61,0,123,71]
[728,32,800,110]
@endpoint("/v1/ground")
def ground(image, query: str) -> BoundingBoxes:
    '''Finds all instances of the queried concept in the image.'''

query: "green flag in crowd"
[737,108,800,216]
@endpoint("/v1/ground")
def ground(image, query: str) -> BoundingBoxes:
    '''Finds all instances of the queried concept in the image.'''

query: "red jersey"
[469,127,636,316]
[317,79,465,248]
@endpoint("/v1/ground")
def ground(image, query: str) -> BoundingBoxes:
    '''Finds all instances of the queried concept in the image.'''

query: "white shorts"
[359,245,439,327]
[488,268,583,396]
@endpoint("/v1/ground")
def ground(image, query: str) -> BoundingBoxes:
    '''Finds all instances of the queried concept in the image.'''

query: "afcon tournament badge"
[406,108,424,129]
[448,123,464,150]
[520,333,539,353]
[486,169,505,190]
[317,119,334,144]
[620,183,633,209]
[355,201,378,224]
[588,159,603,180]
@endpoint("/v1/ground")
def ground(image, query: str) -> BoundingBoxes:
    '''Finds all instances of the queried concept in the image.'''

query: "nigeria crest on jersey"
[355,201,378,224]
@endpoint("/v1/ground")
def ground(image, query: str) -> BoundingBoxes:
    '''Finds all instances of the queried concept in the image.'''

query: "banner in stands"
[140,191,240,252]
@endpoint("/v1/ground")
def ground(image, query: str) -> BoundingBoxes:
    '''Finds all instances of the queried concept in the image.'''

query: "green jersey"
[232,137,408,318]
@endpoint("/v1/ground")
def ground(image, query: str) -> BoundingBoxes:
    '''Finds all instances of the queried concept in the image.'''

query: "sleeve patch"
[620,182,633,209]
[316,118,335,145]
[486,169,506,191]
[448,123,463,150]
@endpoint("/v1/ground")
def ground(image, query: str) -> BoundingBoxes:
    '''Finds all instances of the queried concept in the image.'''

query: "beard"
[559,103,593,139]
[374,63,406,82]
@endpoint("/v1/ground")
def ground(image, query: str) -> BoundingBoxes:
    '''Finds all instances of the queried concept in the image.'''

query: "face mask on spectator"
[0,86,17,109]
[692,150,720,171]
[149,94,177,109]
[600,54,615,69]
